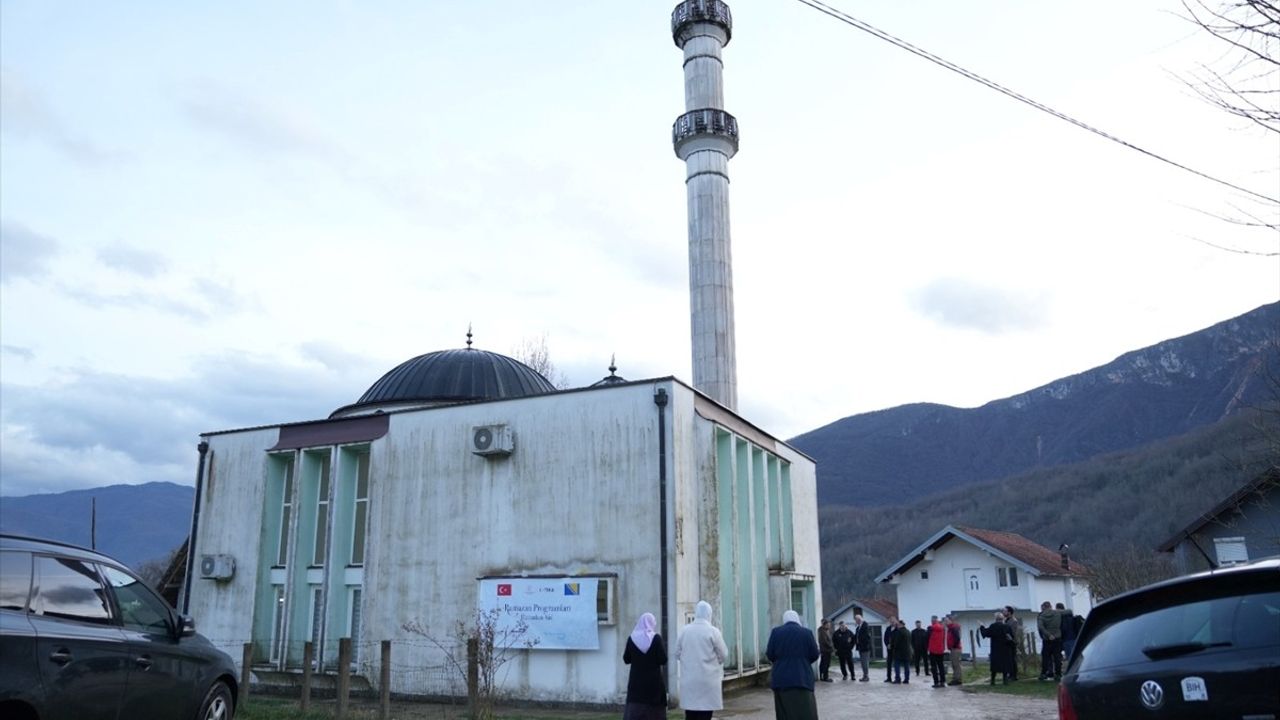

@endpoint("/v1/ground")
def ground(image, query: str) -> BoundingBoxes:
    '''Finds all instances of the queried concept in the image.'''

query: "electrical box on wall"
[199,554,236,581]
[472,424,514,457]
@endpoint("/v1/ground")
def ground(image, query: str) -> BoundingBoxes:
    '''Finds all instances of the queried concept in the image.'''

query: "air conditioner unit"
[199,554,236,581]
[472,424,514,457]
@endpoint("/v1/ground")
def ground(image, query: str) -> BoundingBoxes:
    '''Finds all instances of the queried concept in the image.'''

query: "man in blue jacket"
[766,610,820,720]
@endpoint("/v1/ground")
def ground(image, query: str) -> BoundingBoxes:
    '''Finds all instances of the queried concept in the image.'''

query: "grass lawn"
[955,662,1060,700]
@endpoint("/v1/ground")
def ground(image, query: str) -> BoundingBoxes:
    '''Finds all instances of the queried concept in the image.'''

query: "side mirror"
[178,614,197,638]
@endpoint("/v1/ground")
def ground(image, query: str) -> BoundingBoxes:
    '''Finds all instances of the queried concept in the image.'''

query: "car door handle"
[49,649,73,665]
[135,654,153,670]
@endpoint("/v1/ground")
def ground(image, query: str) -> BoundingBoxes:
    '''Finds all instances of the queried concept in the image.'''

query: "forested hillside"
[819,407,1278,608]
[795,302,1279,507]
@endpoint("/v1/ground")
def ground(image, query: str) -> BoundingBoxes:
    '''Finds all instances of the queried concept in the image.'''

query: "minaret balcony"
[671,0,733,47]
[672,108,739,159]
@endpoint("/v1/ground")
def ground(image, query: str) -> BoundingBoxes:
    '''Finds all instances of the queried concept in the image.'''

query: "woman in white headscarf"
[623,612,667,720]
[674,600,729,720]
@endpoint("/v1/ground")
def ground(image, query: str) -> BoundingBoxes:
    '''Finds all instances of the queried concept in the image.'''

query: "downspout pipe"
[182,440,210,614]
[654,388,670,688]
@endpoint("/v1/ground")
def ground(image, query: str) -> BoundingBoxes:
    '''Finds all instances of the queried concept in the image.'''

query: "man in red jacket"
[927,615,948,687]
[945,615,964,685]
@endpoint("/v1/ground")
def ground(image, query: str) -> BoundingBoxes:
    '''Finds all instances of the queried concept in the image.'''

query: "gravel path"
[718,676,1057,720]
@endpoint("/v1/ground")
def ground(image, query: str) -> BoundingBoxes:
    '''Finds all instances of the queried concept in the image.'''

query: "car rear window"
[1075,589,1280,672]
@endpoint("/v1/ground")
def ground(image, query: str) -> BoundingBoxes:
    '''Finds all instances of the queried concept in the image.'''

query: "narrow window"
[1009,567,1019,587]
[349,588,363,665]
[276,459,294,567]
[313,460,331,567]
[309,586,324,654]
[998,567,1009,587]
[350,454,369,566]
[270,585,286,664]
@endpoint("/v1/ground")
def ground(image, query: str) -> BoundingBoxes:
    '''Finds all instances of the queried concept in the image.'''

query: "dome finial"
[609,354,617,377]
[466,323,473,349]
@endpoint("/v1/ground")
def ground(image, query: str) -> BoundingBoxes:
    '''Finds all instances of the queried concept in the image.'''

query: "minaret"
[672,0,739,411]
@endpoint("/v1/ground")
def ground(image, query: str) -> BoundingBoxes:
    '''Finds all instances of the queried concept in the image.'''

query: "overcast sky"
[2,0,1277,497]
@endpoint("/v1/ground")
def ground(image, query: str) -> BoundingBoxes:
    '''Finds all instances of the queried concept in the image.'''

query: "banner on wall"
[477,577,600,650]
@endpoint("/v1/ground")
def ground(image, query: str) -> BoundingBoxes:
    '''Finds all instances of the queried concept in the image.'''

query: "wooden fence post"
[968,629,977,667]
[378,638,389,717]
[337,638,352,719]
[380,640,391,720]
[240,643,252,707]
[301,642,313,711]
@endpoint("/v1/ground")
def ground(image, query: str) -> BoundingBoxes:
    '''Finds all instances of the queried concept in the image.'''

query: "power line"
[792,0,1280,206]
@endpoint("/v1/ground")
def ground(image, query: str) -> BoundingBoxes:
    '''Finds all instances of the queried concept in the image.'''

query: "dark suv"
[0,534,238,720]
[1058,557,1280,719]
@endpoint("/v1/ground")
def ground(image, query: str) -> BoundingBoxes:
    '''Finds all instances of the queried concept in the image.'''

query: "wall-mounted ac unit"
[472,424,514,457]
[199,554,236,581]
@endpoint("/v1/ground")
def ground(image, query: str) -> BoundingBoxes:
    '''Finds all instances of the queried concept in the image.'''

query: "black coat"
[832,627,855,653]
[854,622,872,652]
[623,635,667,706]
[911,627,929,656]
[979,621,1015,676]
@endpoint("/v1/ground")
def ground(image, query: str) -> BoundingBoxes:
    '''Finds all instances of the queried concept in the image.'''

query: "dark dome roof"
[334,348,556,416]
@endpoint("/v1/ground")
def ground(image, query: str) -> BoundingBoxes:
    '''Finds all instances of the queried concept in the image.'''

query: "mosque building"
[183,0,821,705]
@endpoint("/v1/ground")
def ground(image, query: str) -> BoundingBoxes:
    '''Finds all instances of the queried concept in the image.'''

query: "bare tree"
[511,333,570,389]
[1083,544,1178,601]
[403,609,538,720]
[1181,0,1280,237]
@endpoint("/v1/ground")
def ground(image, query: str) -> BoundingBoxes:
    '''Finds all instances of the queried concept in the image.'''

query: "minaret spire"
[672,0,739,410]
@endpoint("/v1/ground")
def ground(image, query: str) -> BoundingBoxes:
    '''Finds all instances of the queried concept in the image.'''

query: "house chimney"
[1058,543,1070,570]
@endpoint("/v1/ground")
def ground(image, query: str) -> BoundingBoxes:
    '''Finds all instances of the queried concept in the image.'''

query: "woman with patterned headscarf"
[675,600,729,720]
[623,612,667,720]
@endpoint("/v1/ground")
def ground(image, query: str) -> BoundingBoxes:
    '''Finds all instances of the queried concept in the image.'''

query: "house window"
[1214,537,1248,566]
[998,567,1020,588]
[270,586,285,664]
[921,571,929,580]
[309,586,324,654]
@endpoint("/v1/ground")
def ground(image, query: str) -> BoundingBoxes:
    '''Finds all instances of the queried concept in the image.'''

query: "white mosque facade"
[185,349,821,704]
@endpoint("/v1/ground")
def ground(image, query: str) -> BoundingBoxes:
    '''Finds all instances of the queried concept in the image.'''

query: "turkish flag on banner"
[497,584,512,596]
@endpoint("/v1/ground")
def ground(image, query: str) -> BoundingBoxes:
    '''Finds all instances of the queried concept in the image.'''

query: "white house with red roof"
[875,525,1093,659]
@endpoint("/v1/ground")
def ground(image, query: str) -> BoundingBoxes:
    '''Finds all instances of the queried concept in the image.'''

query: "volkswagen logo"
[1139,680,1165,710]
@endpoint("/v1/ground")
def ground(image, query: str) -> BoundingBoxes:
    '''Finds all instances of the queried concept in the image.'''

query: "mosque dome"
[331,347,556,417]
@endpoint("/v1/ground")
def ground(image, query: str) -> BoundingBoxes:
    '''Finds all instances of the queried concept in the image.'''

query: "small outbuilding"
[1157,468,1280,574]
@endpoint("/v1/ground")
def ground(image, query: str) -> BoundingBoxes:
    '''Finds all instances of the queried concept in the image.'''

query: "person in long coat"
[979,611,1015,685]
[675,600,729,720]
[765,610,820,720]
[623,612,668,720]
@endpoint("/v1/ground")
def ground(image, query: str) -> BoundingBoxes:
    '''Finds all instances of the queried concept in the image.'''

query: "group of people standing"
[623,603,825,720]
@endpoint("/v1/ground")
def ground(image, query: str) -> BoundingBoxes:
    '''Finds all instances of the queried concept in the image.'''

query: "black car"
[0,534,238,720]
[1058,557,1280,719]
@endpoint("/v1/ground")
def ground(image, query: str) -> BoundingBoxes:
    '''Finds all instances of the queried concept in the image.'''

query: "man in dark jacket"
[816,618,834,682]
[853,614,871,681]
[910,620,929,677]
[766,610,820,720]
[1058,603,1079,659]
[832,620,856,680]
[883,616,898,681]
[1037,601,1063,681]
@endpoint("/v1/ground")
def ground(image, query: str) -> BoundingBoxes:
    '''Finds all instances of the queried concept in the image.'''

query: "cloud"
[2,345,35,361]
[58,285,210,321]
[908,277,1049,333]
[0,220,60,283]
[0,67,113,164]
[96,243,169,277]
[0,348,376,497]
